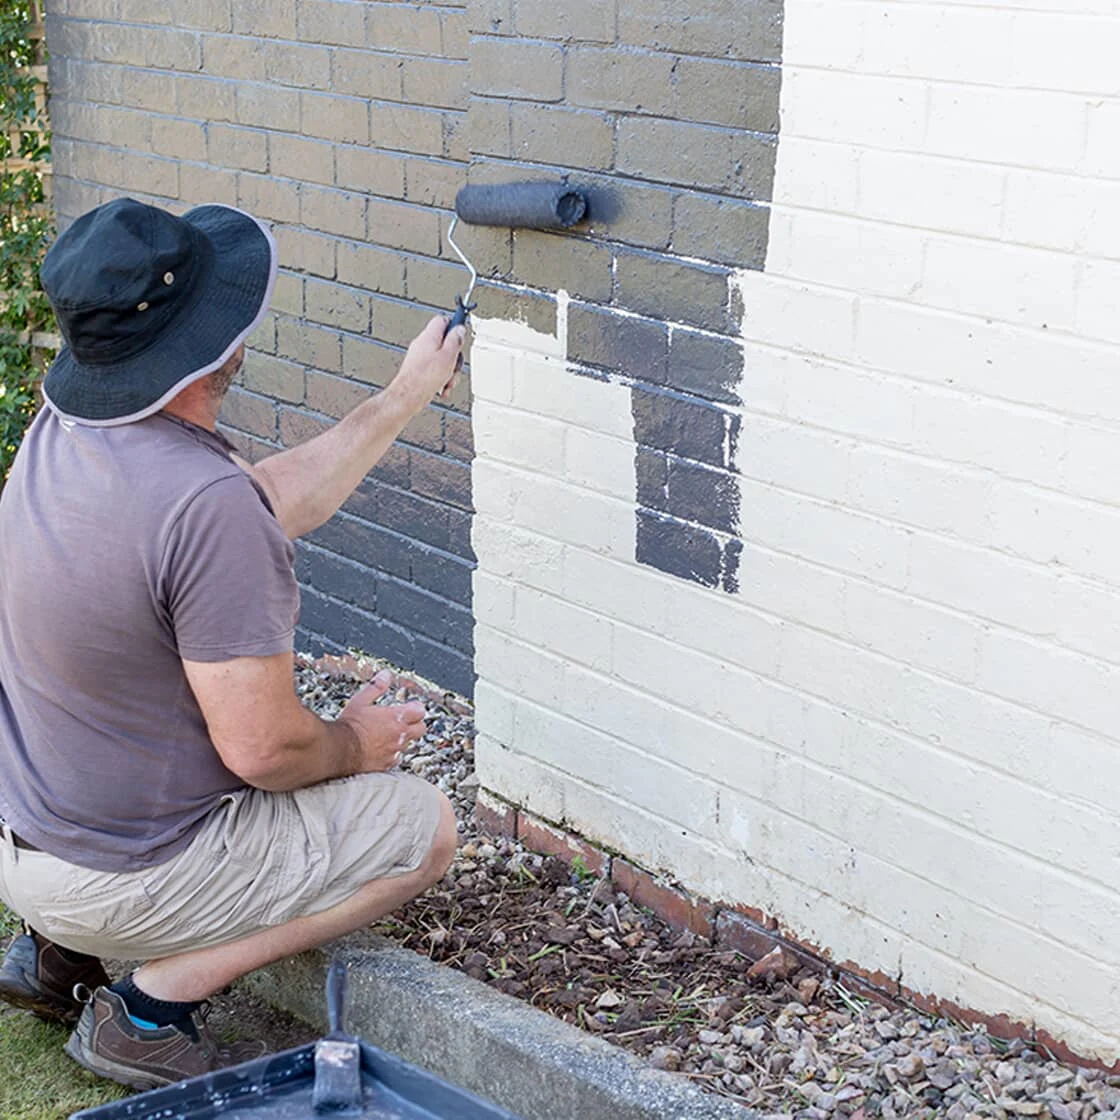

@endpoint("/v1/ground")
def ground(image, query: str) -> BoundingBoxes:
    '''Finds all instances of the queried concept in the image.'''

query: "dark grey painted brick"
[614,250,734,334]
[666,329,744,405]
[410,545,475,605]
[618,0,784,64]
[299,586,416,668]
[568,302,669,380]
[636,510,721,589]
[309,515,413,582]
[665,457,740,534]
[413,634,476,697]
[344,478,470,557]
[635,447,668,510]
[379,576,475,655]
[295,542,379,614]
[632,383,738,469]
[722,539,743,595]
[672,194,770,270]
[410,448,473,511]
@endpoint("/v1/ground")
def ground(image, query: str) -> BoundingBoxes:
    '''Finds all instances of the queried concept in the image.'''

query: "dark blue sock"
[110,973,202,1039]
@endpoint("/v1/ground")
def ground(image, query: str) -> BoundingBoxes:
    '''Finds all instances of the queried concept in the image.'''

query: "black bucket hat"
[40,197,277,426]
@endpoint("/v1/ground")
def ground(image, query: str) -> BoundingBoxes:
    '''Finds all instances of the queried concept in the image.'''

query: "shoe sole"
[63,1033,173,1092]
[0,977,79,1025]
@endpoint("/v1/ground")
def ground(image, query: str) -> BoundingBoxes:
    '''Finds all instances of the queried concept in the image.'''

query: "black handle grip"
[326,959,347,1036]
[443,293,475,338]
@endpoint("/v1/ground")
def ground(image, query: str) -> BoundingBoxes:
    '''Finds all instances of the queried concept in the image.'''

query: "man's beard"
[208,349,244,401]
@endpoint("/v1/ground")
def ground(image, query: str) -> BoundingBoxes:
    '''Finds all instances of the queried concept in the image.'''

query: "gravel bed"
[296,655,1120,1120]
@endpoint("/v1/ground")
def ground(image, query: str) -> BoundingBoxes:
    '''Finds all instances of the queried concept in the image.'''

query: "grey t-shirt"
[0,407,299,872]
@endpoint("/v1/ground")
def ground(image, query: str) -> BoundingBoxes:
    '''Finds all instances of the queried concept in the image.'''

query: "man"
[0,197,466,1089]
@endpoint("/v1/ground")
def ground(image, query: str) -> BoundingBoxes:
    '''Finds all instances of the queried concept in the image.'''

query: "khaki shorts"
[0,772,444,960]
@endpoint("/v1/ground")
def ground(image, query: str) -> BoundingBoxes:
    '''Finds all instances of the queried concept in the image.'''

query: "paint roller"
[443,179,589,336]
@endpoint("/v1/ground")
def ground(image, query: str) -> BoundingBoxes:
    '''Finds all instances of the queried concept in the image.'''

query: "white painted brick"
[924,84,1085,172]
[1084,98,1120,180]
[1063,421,1120,509]
[1075,257,1120,345]
[561,546,675,638]
[859,149,1005,238]
[470,457,515,522]
[771,136,861,214]
[1056,576,1120,667]
[781,0,863,70]
[514,358,635,441]
[1010,12,1120,97]
[468,345,514,405]
[738,413,852,505]
[474,625,564,711]
[474,677,515,746]
[736,271,858,361]
[1048,723,1120,815]
[919,236,1077,330]
[472,400,566,475]
[736,544,850,637]
[472,569,515,632]
[563,427,635,500]
[507,469,633,559]
[472,515,565,590]
[512,587,614,672]
[1002,168,1087,254]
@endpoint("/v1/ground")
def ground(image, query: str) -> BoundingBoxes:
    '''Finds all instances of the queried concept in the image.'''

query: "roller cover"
[453,181,588,229]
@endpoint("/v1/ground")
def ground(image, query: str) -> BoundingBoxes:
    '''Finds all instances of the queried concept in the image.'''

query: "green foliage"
[1,1,53,480]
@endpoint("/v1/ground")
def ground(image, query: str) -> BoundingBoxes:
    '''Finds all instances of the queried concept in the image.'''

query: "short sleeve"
[161,474,299,662]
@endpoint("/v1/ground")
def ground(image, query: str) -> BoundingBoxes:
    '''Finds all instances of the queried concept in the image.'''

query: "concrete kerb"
[247,934,756,1120]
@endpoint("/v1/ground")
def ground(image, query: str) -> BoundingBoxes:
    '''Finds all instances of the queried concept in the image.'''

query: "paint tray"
[70,964,525,1120]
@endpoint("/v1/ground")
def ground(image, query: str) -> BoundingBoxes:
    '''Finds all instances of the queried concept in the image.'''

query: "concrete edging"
[247,934,755,1120]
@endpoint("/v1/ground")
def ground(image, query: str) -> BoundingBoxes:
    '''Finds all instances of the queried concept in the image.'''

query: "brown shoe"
[0,929,109,1024]
[64,987,267,1090]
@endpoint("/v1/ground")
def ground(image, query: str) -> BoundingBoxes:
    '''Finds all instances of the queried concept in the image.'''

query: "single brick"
[200,34,266,80]
[92,105,153,147]
[119,0,230,31]
[305,278,372,333]
[411,449,473,511]
[631,383,735,468]
[95,24,201,70]
[370,443,412,489]
[566,46,675,114]
[511,232,613,302]
[129,156,180,200]
[467,0,512,36]
[636,509,722,589]
[207,123,268,172]
[665,457,740,533]
[275,226,337,278]
[370,102,445,156]
[334,49,403,100]
[347,478,452,551]
[714,909,781,960]
[246,315,277,355]
[263,41,332,89]
[151,117,207,162]
[401,57,469,110]
[296,543,379,614]
[342,334,404,388]
[617,116,732,193]
[405,255,466,311]
[515,0,614,42]
[301,184,367,239]
[337,240,408,297]
[235,82,300,132]
[300,91,370,144]
[517,812,610,877]
[305,370,371,418]
[476,790,518,839]
[118,66,178,113]
[412,635,475,697]
[299,588,416,669]
[400,405,445,454]
[220,386,277,440]
[618,0,783,64]
[374,295,441,348]
[611,858,716,938]
[672,193,769,269]
[404,156,463,208]
[270,271,304,317]
[297,0,366,46]
[511,103,613,170]
[443,411,474,461]
[470,37,563,101]
[310,515,411,581]
[666,328,743,404]
[441,9,469,59]
[635,447,667,509]
[336,145,406,199]
[367,197,442,255]
[447,507,475,561]
[243,353,305,404]
[729,131,778,201]
[465,97,511,157]
[451,220,513,281]
[614,249,733,333]
[176,75,237,121]
[674,57,781,134]
[472,281,557,337]
[233,0,296,38]
[269,133,334,186]
[366,3,443,53]
[379,577,466,649]
[237,171,300,224]
[442,109,469,162]
[721,538,742,594]
[567,302,669,379]
[277,317,344,371]
[410,544,474,604]
[180,162,238,206]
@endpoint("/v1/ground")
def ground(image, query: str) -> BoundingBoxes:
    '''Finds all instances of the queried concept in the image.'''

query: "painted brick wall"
[469,0,1120,1067]
[44,0,477,695]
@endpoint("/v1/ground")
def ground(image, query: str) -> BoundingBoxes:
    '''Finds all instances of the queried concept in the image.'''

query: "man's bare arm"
[183,651,427,792]
[234,317,465,540]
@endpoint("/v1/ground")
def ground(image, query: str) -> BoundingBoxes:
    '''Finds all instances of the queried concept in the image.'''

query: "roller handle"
[326,959,348,1037]
[443,293,476,338]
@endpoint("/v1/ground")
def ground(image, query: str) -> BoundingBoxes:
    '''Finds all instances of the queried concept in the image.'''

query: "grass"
[0,904,130,1118]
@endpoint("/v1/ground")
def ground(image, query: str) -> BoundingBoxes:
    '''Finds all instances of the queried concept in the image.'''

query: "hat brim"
[41,205,277,426]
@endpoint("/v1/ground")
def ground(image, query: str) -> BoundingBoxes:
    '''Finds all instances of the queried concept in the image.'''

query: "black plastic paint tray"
[70,965,525,1120]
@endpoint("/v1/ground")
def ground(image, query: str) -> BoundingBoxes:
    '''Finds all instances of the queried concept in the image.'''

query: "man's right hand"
[338,670,427,772]
[389,315,467,415]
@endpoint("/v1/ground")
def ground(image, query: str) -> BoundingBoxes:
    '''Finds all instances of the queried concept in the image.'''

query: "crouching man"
[0,198,464,1089]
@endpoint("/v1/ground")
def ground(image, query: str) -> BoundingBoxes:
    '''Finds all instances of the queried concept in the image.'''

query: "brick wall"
[45,0,477,695]
[469,0,1120,1069]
